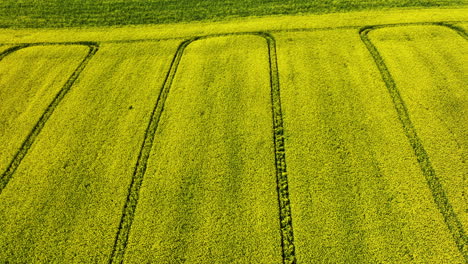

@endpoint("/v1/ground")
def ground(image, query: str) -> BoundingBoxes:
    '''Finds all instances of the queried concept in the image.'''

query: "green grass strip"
[360,24,468,261]
[0,0,466,28]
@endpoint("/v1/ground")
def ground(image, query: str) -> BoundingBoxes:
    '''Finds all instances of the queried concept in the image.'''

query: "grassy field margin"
[0,8,466,45]
[0,0,465,28]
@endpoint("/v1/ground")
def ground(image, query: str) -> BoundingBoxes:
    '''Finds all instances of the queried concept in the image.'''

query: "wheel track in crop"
[109,32,296,264]
[108,37,197,264]
[0,45,30,60]
[0,42,99,194]
[260,32,297,264]
[438,22,468,39]
[360,23,468,261]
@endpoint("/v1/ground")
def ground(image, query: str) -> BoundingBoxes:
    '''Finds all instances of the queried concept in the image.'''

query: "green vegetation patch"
[0,0,466,28]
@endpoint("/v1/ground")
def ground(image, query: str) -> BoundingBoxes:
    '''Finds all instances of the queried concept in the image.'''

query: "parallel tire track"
[109,33,297,264]
[437,22,468,39]
[108,38,198,264]
[359,24,468,261]
[0,45,30,61]
[259,32,297,264]
[0,43,99,194]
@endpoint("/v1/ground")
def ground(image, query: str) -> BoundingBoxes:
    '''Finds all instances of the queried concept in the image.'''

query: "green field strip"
[276,29,464,263]
[0,41,180,262]
[0,1,465,28]
[364,25,468,260]
[0,44,96,193]
[122,35,283,263]
[1,8,467,45]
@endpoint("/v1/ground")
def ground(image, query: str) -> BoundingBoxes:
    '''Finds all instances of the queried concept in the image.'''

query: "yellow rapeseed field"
[124,35,282,263]
[276,28,463,262]
[0,8,466,263]
[370,24,467,227]
[0,46,89,173]
[0,42,179,262]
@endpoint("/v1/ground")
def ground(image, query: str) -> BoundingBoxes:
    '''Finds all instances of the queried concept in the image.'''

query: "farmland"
[0,6,467,264]
[0,45,89,176]
[122,35,282,263]
[367,25,468,255]
[276,28,465,262]
[0,0,466,28]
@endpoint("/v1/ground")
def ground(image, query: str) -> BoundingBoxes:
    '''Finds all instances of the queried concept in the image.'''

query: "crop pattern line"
[0,45,30,60]
[359,23,467,260]
[109,32,297,264]
[438,22,468,39]
[108,38,198,264]
[261,32,297,264]
[0,42,99,194]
